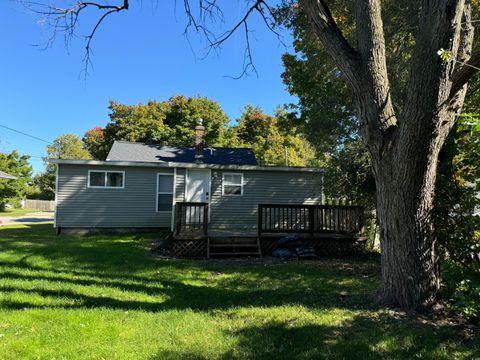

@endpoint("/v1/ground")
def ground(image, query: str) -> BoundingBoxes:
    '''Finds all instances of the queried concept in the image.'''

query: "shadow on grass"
[1,224,478,358]
[0,224,380,312]
[151,315,478,359]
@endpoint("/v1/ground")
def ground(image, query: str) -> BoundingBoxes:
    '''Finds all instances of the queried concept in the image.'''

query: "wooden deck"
[173,202,366,258]
[174,230,364,240]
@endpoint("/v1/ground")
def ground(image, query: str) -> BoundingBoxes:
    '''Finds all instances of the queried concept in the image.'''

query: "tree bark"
[300,0,476,311]
[375,148,441,309]
[374,0,473,310]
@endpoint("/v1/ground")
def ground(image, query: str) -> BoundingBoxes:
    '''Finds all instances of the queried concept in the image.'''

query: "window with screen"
[222,173,243,196]
[157,173,174,211]
[88,171,124,188]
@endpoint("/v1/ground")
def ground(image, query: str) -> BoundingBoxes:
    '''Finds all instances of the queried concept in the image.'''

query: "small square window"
[89,171,105,187]
[222,173,243,196]
[107,172,124,187]
[158,175,174,193]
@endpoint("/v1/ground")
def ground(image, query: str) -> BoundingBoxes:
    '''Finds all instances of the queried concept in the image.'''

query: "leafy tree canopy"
[34,134,92,200]
[84,97,315,167]
[230,105,315,167]
[278,0,480,312]
[0,151,33,210]
[83,126,108,161]
[435,114,480,267]
[278,0,479,207]
[85,96,230,160]
[45,134,92,163]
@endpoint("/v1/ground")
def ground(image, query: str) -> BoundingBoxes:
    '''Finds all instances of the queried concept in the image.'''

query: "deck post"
[258,204,263,236]
[358,206,365,237]
[309,206,315,236]
[203,204,209,235]
[175,205,181,235]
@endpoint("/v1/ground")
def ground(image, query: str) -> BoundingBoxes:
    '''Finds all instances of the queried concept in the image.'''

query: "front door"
[186,169,210,203]
[185,169,210,228]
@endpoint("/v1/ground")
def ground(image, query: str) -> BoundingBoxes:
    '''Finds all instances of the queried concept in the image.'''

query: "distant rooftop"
[106,141,258,166]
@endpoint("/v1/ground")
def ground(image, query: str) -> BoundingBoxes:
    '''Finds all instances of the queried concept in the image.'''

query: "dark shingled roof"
[0,170,16,180]
[106,141,258,166]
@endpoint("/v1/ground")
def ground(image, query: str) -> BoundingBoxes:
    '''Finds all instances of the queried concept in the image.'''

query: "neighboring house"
[51,120,324,234]
[0,171,16,180]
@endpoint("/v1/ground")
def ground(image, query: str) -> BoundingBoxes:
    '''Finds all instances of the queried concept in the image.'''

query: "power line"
[0,146,45,159]
[0,123,52,144]
[0,142,45,156]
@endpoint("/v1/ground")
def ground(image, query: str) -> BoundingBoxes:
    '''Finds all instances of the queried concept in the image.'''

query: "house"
[51,120,325,236]
[0,170,16,180]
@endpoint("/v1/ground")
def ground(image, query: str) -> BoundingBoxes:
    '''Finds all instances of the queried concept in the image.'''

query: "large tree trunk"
[375,149,442,309]
[301,0,475,311]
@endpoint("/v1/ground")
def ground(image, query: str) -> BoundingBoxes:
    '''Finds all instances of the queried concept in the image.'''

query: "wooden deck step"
[209,252,262,256]
[208,237,262,258]
[209,243,259,247]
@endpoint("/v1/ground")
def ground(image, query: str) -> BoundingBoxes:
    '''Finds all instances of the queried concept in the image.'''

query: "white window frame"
[156,171,175,214]
[222,172,244,196]
[87,170,125,189]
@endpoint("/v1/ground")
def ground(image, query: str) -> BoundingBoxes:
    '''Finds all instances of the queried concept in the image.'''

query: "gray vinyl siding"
[209,171,322,231]
[55,164,322,232]
[175,168,186,202]
[56,165,173,228]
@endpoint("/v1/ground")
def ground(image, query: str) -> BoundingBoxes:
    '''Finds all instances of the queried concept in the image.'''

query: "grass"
[0,208,48,217]
[0,223,477,359]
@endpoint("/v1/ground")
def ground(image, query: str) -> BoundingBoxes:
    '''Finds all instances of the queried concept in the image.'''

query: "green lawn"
[0,224,477,359]
[0,208,48,217]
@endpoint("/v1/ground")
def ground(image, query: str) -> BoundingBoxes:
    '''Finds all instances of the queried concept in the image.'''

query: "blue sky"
[0,1,296,173]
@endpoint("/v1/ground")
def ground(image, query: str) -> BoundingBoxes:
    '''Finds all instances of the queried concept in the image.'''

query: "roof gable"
[106,141,258,166]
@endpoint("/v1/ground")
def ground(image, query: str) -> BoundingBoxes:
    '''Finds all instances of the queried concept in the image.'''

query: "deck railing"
[258,204,364,236]
[175,202,209,235]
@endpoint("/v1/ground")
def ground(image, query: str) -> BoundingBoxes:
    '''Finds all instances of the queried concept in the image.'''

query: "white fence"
[22,199,55,212]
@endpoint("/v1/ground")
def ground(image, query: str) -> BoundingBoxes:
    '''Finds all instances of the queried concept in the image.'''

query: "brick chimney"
[194,118,205,163]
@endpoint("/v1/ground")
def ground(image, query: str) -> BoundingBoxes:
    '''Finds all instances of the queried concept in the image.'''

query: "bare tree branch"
[21,0,283,78]
[20,0,130,78]
[223,21,258,79]
[204,0,283,78]
[182,0,220,45]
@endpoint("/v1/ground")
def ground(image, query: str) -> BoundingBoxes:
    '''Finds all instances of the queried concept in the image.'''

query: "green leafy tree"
[83,126,109,161]
[86,96,230,160]
[36,134,92,200]
[322,141,375,207]
[45,134,92,162]
[435,115,480,321]
[31,172,56,200]
[277,0,424,196]
[0,151,33,211]
[275,0,479,309]
[232,105,315,167]
[436,115,480,270]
